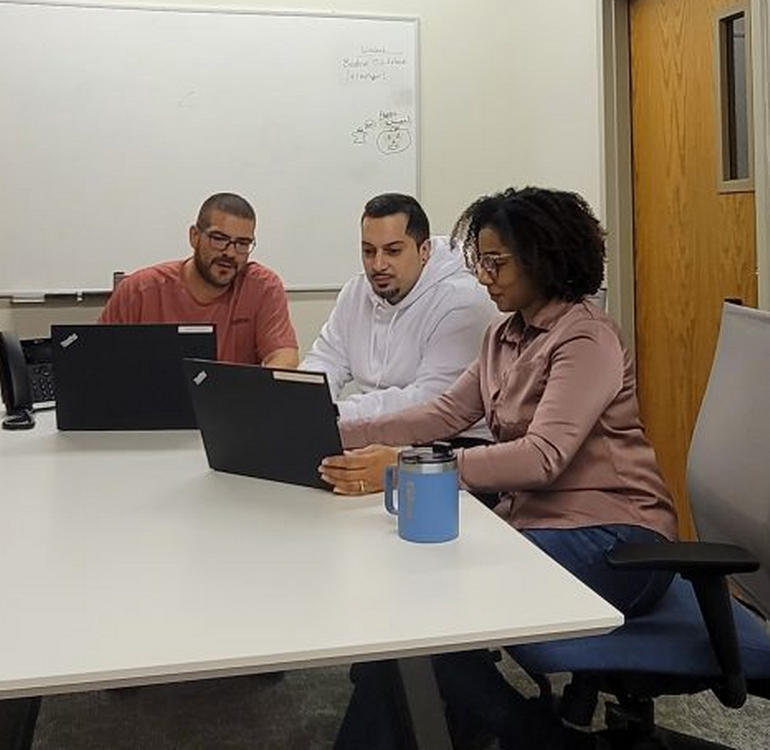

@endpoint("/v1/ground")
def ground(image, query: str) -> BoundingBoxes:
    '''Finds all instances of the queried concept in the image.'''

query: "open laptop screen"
[52,324,216,430]
[184,359,342,489]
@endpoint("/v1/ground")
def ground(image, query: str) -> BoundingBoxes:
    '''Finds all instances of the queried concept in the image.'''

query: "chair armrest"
[606,541,759,576]
[607,540,759,708]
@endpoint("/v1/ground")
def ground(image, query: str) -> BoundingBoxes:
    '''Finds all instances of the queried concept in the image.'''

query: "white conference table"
[0,414,622,746]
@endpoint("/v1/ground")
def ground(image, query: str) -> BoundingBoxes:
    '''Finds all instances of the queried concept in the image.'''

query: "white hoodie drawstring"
[374,307,400,389]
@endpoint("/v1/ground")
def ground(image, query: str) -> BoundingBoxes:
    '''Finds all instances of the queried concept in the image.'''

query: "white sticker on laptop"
[272,370,325,385]
[178,325,214,334]
[192,370,208,386]
[60,333,79,348]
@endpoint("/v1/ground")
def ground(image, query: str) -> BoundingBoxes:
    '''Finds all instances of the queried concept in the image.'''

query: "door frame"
[600,0,770,346]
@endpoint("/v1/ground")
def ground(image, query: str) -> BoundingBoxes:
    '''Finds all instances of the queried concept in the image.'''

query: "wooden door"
[630,0,757,539]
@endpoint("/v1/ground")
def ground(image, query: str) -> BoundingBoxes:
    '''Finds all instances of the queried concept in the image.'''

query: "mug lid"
[400,441,455,465]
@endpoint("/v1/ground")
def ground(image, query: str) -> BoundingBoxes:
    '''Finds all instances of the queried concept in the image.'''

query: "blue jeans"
[521,524,673,617]
[333,524,673,750]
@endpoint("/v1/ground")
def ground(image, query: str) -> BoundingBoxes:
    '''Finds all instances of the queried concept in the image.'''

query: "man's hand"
[263,347,299,368]
[319,444,400,494]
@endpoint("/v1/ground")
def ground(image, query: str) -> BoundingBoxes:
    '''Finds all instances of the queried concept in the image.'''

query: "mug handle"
[384,464,398,515]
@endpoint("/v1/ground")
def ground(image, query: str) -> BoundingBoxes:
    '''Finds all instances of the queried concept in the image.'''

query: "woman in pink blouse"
[327,187,678,750]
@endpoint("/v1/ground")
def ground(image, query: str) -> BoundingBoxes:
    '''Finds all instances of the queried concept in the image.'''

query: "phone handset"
[0,331,35,430]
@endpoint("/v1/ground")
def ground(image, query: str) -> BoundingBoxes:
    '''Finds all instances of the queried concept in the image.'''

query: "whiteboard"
[0,1,418,296]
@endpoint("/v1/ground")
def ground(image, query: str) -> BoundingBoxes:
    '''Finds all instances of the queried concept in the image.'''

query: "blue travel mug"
[384,443,459,543]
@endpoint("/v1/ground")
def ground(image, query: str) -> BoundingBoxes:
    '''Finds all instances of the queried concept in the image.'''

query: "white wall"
[0,0,603,353]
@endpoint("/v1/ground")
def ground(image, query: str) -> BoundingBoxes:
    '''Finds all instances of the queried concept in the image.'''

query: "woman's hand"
[319,444,400,495]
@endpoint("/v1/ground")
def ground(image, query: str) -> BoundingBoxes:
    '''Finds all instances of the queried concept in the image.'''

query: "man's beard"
[369,275,403,303]
[194,251,237,288]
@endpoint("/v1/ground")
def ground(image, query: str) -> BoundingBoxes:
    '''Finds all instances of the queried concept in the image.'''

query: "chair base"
[551,686,741,750]
[600,724,738,750]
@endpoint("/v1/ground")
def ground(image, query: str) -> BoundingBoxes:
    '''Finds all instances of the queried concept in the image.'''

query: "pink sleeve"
[457,324,624,492]
[253,274,298,360]
[340,360,485,448]
[98,278,141,324]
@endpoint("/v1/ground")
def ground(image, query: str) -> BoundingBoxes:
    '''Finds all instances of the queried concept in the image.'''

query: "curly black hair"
[451,187,605,302]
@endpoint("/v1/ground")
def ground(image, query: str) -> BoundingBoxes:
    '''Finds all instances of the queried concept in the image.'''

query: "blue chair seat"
[511,575,770,680]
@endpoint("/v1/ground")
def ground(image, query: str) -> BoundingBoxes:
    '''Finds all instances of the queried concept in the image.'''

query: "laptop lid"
[184,359,342,489]
[52,324,216,430]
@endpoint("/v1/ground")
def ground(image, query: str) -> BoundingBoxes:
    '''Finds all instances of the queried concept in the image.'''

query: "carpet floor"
[30,656,770,749]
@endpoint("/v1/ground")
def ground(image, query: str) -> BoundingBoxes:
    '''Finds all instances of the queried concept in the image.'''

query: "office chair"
[508,302,770,750]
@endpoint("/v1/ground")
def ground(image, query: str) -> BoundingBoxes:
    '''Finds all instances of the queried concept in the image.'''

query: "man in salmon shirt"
[99,192,299,368]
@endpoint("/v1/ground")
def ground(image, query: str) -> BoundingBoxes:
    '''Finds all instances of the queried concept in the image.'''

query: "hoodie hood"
[365,236,468,311]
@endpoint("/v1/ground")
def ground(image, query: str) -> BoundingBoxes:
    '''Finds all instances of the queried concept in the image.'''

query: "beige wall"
[0,0,604,347]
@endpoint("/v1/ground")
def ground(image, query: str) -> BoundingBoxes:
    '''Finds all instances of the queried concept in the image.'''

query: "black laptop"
[52,324,217,430]
[183,359,343,489]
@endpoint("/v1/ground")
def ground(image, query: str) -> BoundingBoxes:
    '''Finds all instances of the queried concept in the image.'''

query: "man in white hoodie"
[301,193,497,430]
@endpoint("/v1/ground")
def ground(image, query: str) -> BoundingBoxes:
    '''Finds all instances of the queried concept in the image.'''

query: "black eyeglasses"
[197,226,257,255]
[473,253,512,279]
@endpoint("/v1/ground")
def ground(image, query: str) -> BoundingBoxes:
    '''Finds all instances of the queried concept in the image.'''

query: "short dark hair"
[451,187,605,301]
[361,193,430,248]
[197,192,256,229]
